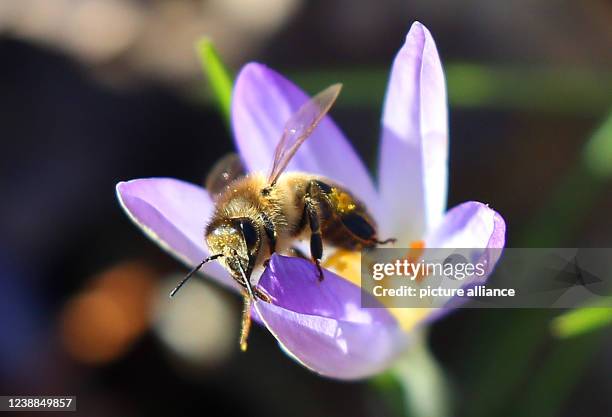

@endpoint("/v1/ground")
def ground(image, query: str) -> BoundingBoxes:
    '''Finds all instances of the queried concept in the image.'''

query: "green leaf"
[552,303,612,338]
[583,110,612,179]
[196,38,233,124]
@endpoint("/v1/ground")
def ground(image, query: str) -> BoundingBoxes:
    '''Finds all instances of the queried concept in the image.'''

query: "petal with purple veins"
[378,22,448,242]
[232,63,381,218]
[116,178,232,287]
[253,255,407,380]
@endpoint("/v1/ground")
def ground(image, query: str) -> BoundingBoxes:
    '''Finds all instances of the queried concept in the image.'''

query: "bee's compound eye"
[240,220,258,250]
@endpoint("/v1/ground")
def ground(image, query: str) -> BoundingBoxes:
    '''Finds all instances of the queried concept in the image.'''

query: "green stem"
[508,330,604,417]
[195,38,234,125]
[372,331,450,417]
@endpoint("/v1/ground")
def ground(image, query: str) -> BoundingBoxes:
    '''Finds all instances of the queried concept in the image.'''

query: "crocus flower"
[116,22,505,380]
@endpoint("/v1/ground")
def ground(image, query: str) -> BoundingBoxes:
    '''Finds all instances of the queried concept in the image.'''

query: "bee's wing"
[267,83,342,185]
[205,153,246,195]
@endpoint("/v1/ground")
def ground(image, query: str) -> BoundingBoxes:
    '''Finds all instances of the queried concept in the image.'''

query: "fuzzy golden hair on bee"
[211,174,283,225]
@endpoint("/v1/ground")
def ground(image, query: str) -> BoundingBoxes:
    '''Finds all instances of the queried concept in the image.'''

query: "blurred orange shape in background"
[60,261,158,365]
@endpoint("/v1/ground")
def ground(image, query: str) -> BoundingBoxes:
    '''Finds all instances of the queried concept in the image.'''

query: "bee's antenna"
[169,254,223,298]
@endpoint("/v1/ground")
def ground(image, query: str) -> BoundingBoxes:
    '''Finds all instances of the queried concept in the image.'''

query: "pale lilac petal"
[378,22,448,242]
[254,303,406,380]
[232,63,381,218]
[425,201,506,281]
[426,201,506,249]
[116,178,232,287]
[253,255,407,380]
[403,202,506,312]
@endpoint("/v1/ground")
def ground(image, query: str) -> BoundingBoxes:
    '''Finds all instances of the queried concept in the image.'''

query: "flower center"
[323,241,435,332]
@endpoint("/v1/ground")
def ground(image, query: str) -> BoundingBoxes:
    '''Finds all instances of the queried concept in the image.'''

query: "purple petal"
[425,201,506,280]
[116,178,232,287]
[378,22,448,242]
[254,255,406,380]
[232,63,381,219]
[426,201,506,249]
[395,202,505,320]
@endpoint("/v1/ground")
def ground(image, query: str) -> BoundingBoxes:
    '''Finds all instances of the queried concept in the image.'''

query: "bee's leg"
[305,182,325,281]
[261,212,277,269]
[236,278,272,303]
[237,270,271,351]
[238,285,272,351]
[239,294,252,351]
[237,247,272,302]
[233,255,260,352]
[254,286,272,303]
[371,237,397,245]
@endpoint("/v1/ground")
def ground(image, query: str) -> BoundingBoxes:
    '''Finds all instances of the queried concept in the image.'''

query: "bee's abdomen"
[313,180,379,250]
[322,209,378,250]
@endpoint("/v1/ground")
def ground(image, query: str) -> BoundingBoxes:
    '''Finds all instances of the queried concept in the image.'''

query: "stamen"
[322,245,436,332]
[395,240,427,282]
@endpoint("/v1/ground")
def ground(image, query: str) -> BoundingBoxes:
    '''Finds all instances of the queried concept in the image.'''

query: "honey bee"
[170,84,393,350]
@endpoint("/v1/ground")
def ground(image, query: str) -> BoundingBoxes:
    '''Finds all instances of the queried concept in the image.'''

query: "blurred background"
[0,0,611,416]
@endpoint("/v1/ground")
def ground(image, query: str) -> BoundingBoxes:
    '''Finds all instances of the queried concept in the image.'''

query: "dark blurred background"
[0,1,611,416]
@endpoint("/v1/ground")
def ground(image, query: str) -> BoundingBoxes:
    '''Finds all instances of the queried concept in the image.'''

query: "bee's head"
[205,217,260,277]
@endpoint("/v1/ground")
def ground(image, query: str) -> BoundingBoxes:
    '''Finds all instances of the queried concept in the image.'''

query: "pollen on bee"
[330,189,356,214]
